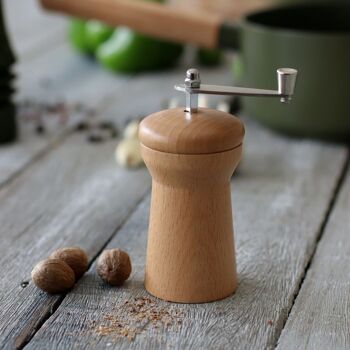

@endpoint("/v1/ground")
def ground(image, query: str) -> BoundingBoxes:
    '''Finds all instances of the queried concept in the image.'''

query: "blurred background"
[0,0,349,156]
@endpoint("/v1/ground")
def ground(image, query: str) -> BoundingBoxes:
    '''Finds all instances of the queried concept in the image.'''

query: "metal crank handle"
[174,68,298,113]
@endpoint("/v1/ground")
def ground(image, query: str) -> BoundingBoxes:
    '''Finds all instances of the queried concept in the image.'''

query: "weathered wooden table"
[1,1,349,349]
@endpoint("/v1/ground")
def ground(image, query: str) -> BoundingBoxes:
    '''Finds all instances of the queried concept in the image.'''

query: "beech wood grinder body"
[139,67,297,303]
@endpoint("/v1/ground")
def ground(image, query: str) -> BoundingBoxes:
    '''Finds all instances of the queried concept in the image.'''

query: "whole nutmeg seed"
[50,247,88,280]
[96,249,132,286]
[31,258,75,294]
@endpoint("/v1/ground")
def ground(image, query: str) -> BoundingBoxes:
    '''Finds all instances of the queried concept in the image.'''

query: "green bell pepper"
[68,19,91,54]
[68,19,113,53]
[85,21,114,51]
[67,0,184,73]
[96,27,183,73]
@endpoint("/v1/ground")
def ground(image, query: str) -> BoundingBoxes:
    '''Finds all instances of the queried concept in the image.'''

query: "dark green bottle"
[0,0,16,144]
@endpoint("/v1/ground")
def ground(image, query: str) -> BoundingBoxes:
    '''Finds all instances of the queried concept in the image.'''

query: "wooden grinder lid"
[139,107,244,154]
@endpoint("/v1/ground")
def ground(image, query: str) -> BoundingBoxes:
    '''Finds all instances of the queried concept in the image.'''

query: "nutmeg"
[50,247,88,280]
[31,258,75,294]
[96,249,132,286]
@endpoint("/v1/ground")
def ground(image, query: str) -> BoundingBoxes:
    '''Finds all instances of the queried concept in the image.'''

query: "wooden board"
[276,160,350,350]
[169,0,275,21]
[24,119,348,349]
[0,132,151,350]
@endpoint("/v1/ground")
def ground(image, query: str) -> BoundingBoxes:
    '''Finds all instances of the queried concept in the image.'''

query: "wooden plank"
[1,0,129,188]
[0,132,151,350]
[25,119,348,349]
[0,128,65,189]
[169,0,274,21]
[14,41,126,106]
[0,1,68,187]
[0,41,129,188]
[276,159,350,350]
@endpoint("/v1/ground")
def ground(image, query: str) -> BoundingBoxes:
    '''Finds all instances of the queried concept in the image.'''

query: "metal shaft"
[175,68,298,113]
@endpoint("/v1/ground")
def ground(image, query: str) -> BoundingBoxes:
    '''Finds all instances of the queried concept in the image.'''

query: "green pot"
[231,4,350,141]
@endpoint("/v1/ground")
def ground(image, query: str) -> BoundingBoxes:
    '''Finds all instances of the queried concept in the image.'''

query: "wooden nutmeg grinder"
[139,67,297,303]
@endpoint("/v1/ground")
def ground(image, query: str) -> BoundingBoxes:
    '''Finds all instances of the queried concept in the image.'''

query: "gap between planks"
[15,187,151,350]
[0,131,151,350]
[276,150,350,350]
[274,149,350,349]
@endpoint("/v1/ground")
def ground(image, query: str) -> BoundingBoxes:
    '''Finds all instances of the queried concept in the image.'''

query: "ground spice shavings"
[91,296,183,342]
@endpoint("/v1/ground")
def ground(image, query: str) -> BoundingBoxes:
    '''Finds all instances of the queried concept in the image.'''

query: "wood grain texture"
[24,118,348,349]
[0,128,64,189]
[142,145,242,302]
[168,0,275,21]
[0,133,151,350]
[139,107,244,154]
[39,0,275,49]
[40,0,223,48]
[139,107,243,302]
[276,159,350,350]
